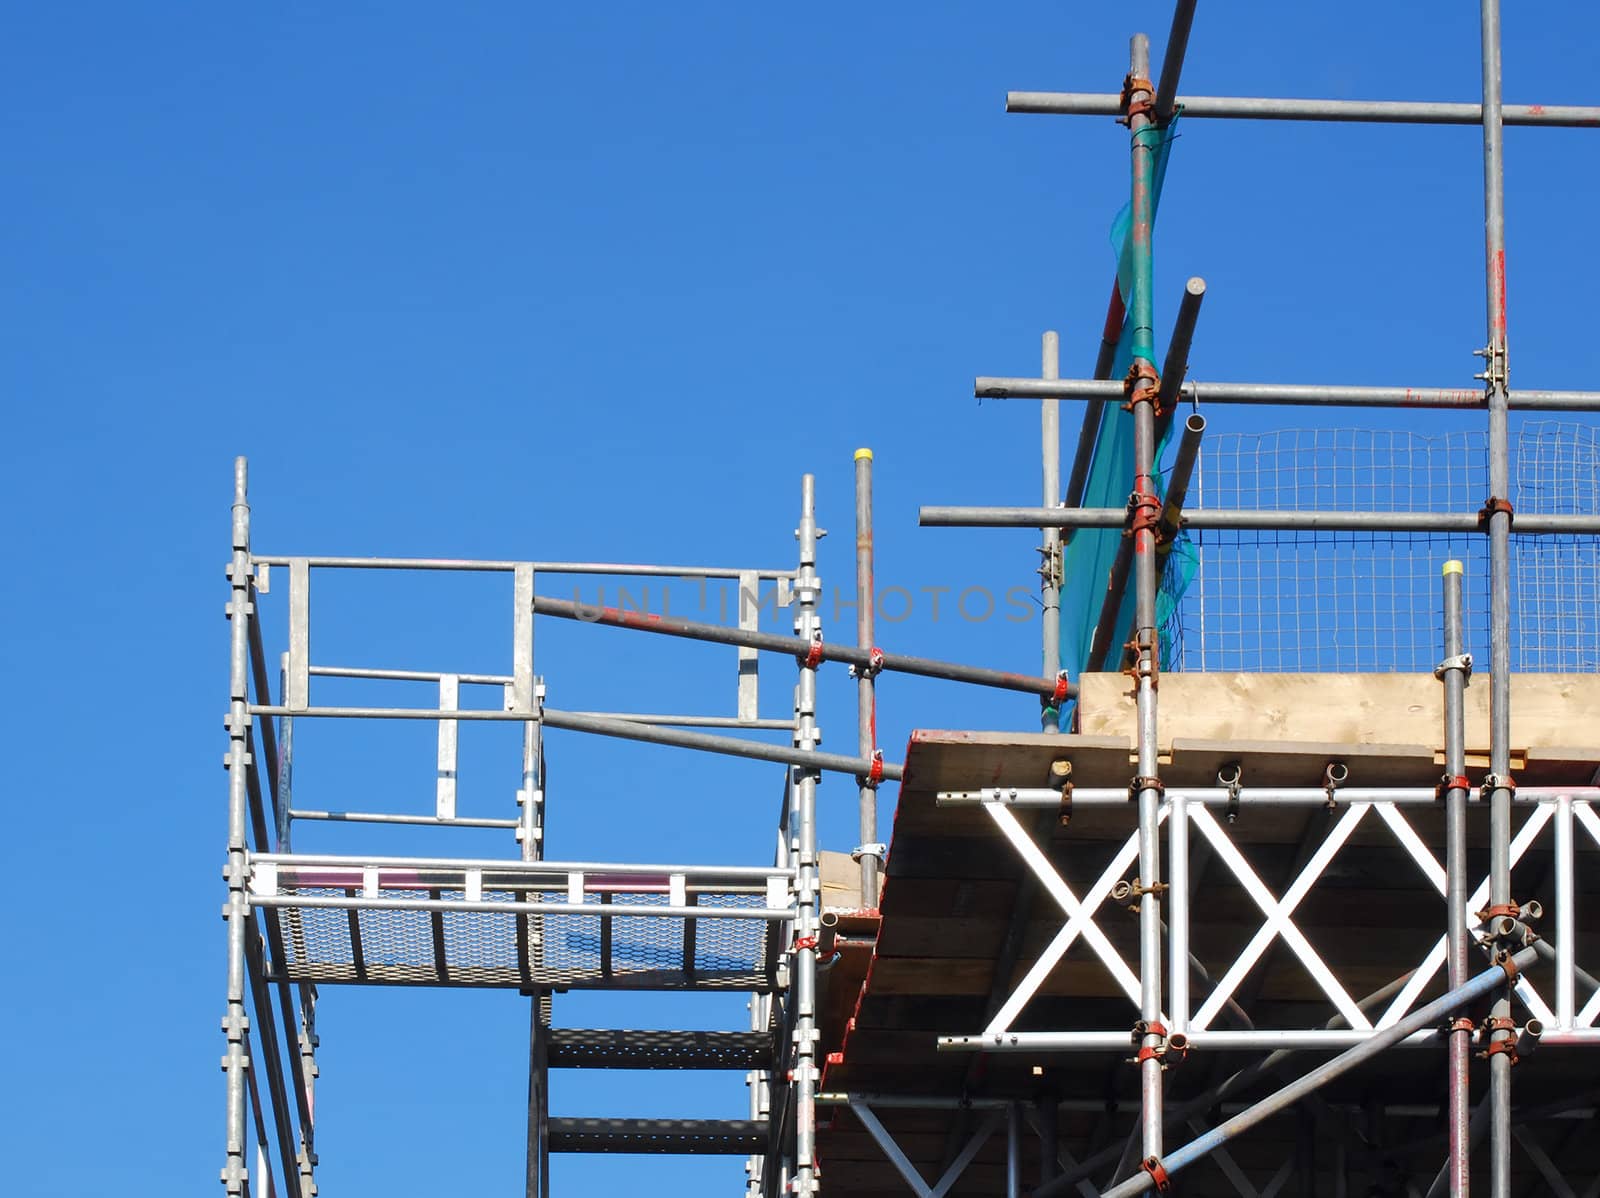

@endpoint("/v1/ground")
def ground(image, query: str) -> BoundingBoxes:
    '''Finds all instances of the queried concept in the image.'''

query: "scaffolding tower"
[220,3,1600,1194]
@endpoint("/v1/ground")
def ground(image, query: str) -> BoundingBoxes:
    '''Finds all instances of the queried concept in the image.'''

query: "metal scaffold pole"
[529,595,1075,701]
[853,449,882,900]
[792,474,823,1196]
[222,457,253,1196]
[1039,331,1063,732]
[522,598,549,1198]
[1124,33,1167,1188]
[1441,561,1473,1192]
[1477,4,1517,1194]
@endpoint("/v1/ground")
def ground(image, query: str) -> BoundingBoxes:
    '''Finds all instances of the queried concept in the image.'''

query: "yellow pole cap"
[1443,560,1465,576]
[854,448,873,461]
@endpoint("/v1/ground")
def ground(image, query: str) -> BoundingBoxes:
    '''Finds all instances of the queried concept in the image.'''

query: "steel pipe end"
[1484,914,1523,946]
[1521,899,1543,920]
[1185,276,1206,297]
[1517,1020,1544,1059]
[1185,413,1206,435]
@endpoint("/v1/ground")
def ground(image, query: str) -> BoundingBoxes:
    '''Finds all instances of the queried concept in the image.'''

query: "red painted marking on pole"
[1101,281,1127,341]
[1492,248,1507,338]
[1528,104,1545,115]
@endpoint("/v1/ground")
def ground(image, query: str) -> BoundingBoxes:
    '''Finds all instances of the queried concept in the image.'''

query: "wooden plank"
[821,849,872,909]
[1079,672,1600,755]
[897,731,1131,793]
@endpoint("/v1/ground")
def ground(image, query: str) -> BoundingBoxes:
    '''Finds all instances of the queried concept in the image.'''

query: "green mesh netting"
[1056,117,1195,724]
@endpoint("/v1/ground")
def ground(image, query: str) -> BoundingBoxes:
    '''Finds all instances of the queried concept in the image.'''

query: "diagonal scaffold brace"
[1100,947,1541,1196]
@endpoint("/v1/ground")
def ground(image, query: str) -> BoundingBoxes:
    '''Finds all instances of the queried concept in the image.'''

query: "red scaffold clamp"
[1435,773,1472,801]
[1122,635,1160,687]
[1122,359,1163,412]
[1478,1016,1521,1064]
[1049,671,1071,707]
[797,632,824,670]
[1477,495,1515,531]
[1141,1155,1173,1192]
[857,750,885,790]
[1126,492,1163,538]
[794,935,819,952]
[1119,73,1157,126]
[851,647,886,680]
[1129,775,1166,800]
[1129,1020,1183,1069]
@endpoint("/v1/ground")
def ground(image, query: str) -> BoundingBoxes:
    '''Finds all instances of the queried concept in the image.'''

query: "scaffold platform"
[251,856,792,991]
[814,730,1600,1194]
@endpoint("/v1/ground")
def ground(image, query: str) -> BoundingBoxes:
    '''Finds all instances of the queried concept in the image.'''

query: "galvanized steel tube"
[853,448,881,898]
[1040,332,1063,730]
[1007,1101,1023,1198]
[936,785,1600,807]
[223,459,253,1196]
[1153,0,1197,126]
[1126,33,1165,1169]
[973,375,1600,410]
[1442,561,1473,1194]
[1100,949,1541,1196]
[545,708,903,781]
[919,505,1600,533]
[792,474,822,1197]
[1557,795,1576,1028]
[1157,279,1205,415]
[530,594,1076,700]
[1479,5,1515,1193]
[1006,91,1600,127]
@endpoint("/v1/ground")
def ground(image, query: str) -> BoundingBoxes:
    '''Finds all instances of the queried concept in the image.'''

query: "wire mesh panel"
[1177,428,1492,673]
[1514,421,1600,672]
[1174,423,1599,673]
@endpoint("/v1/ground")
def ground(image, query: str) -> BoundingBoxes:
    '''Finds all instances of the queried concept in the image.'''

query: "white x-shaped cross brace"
[1576,804,1600,1029]
[1190,802,1373,1031]
[1376,799,1600,1030]
[981,803,1161,1036]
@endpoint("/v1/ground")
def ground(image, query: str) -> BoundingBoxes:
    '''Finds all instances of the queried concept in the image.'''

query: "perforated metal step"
[547,1118,768,1155]
[547,1028,774,1070]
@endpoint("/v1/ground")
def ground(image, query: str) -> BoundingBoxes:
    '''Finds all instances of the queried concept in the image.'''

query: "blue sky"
[3,3,1597,1194]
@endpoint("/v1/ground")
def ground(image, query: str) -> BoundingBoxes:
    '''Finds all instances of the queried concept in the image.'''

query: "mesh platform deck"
[254,863,786,991]
[547,1118,769,1155]
[547,1028,776,1070]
